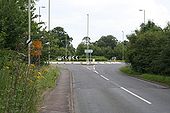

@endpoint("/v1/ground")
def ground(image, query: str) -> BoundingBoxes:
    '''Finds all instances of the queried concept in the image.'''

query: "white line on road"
[120,87,152,105]
[94,71,99,74]
[93,65,96,70]
[86,67,91,70]
[100,75,109,81]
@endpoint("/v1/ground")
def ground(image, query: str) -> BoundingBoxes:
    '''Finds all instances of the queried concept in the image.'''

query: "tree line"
[126,21,170,76]
[0,0,169,76]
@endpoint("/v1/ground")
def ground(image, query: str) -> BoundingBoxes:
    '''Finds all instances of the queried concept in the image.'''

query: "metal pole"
[28,0,31,65]
[48,0,51,63]
[38,7,41,23]
[122,31,124,61]
[65,35,68,60]
[48,0,50,31]
[86,14,89,63]
[144,10,145,24]
[139,9,145,24]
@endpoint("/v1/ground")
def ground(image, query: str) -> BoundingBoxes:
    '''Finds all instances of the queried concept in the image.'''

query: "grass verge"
[120,66,170,87]
[37,65,59,93]
[36,65,59,109]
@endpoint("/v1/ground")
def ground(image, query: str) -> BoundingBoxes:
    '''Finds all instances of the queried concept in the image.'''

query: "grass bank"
[120,66,170,87]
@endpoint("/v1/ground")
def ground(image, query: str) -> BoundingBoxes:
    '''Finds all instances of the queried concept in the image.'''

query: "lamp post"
[122,31,125,61]
[139,9,145,24]
[38,6,45,23]
[86,14,89,63]
[28,0,31,65]
[48,0,51,63]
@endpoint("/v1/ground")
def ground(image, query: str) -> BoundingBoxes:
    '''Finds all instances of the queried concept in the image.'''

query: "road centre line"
[94,70,99,74]
[93,65,96,70]
[100,75,110,81]
[120,87,152,105]
[85,65,152,105]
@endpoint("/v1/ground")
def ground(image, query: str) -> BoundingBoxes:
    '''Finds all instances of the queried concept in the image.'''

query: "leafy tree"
[0,0,38,52]
[126,21,170,75]
[96,35,117,49]
[76,43,86,56]
[46,27,75,60]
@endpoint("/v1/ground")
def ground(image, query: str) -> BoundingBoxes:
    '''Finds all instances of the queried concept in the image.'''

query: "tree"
[96,35,117,49]
[126,21,170,75]
[0,0,38,51]
[76,43,86,56]
[45,27,75,59]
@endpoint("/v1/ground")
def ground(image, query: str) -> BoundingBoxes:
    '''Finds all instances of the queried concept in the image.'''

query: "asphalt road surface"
[64,64,170,113]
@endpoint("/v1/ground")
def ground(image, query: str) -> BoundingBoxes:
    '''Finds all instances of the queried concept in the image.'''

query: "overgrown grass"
[36,65,59,93]
[120,66,170,87]
[0,50,59,113]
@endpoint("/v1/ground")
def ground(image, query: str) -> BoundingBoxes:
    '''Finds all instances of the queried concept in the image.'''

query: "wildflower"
[30,64,35,68]
[38,72,42,76]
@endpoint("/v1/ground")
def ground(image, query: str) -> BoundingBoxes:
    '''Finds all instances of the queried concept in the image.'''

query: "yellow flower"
[38,72,42,76]
[30,64,35,68]
[36,75,41,79]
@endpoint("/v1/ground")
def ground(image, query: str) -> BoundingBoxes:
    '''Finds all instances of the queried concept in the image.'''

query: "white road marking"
[100,75,109,81]
[86,67,91,70]
[94,71,99,74]
[93,65,96,70]
[120,87,152,105]
[84,64,152,105]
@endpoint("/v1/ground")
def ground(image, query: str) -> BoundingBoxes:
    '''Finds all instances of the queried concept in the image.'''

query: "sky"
[35,0,170,48]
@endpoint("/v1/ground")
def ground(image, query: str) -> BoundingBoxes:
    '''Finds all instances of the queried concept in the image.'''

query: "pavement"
[39,65,73,113]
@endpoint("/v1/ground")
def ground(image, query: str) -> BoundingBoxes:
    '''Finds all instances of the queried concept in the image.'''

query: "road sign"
[62,56,65,60]
[84,49,93,54]
[65,56,68,59]
[72,56,75,60]
[26,39,32,45]
[76,56,79,60]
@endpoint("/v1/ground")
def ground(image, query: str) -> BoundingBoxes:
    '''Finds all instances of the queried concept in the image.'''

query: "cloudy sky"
[35,0,170,48]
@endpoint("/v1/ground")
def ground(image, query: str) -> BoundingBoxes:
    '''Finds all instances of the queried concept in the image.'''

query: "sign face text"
[84,49,93,53]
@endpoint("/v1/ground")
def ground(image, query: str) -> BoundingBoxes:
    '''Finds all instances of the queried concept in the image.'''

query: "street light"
[122,31,125,61]
[139,9,145,24]
[38,6,45,23]
[86,14,89,64]
[28,0,31,65]
[48,0,50,31]
[48,0,51,63]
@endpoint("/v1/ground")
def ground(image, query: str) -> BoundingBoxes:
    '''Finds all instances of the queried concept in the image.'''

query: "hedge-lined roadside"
[120,66,170,87]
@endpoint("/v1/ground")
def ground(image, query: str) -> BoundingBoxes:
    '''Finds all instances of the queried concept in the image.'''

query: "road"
[63,64,170,113]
